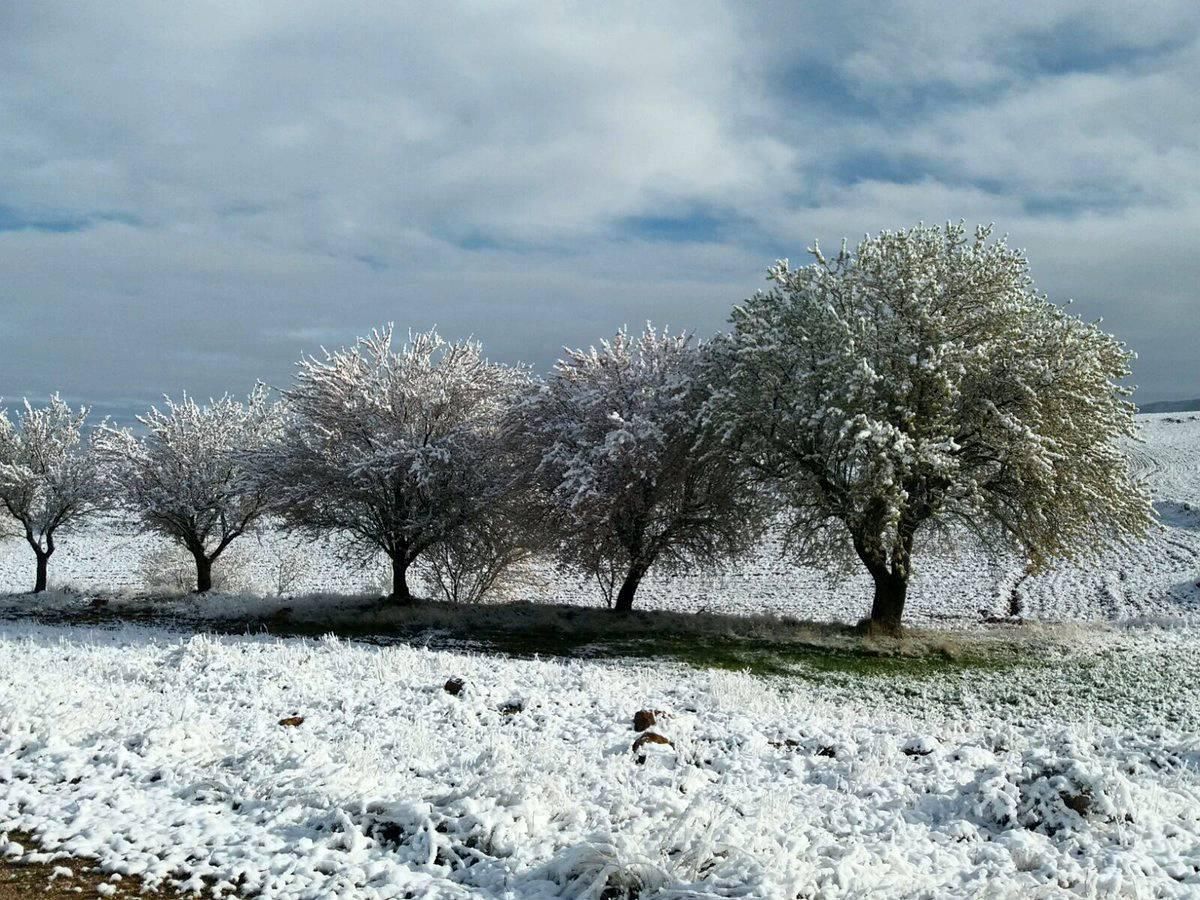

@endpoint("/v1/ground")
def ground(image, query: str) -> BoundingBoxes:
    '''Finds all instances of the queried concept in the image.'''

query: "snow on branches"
[1,223,1157,624]
[711,222,1152,633]
[521,325,763,611]
[259,327,529,603]
[95,387,282,593]
[0,396,103,592]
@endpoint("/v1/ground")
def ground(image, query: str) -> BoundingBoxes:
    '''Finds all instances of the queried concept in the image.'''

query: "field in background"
[1,413,1199,897]
[3,413,1198,627]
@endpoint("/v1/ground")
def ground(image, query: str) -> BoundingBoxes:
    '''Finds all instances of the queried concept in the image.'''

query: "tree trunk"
[614,563,646,614]
[389,556,415,604]
[852,512,916,637]
[868,570,907,637]
[194,552,213,594]
[33,550,49,594]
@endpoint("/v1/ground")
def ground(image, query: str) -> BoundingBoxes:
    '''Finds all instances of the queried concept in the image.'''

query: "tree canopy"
[258,327,528,603]
[96,387,282,593]
[522,326,764,611]
[0,396,102,592]
[709,223,1152,633]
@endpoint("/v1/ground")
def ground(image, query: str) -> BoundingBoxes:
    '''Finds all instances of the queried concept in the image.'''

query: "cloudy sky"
[1,0,1198,418]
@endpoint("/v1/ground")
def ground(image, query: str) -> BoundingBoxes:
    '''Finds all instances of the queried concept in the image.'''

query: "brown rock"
[1062,790,1093,817]
[631,732,672,753]
[632,710,658,732]
[278,715,305,727]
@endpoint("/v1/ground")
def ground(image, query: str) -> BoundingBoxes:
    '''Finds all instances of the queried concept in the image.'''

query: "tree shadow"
[1163,578,1200,612]
[0,590,1029,678]
[1155,500,1200,531]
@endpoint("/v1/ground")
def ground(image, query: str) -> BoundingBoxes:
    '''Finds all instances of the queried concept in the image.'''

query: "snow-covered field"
[1,413,1199,898]
[2,414,1198,626]
[2,623,1199,898]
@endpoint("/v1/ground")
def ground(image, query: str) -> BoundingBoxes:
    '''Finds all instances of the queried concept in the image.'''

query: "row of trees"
[0,224,1152,633]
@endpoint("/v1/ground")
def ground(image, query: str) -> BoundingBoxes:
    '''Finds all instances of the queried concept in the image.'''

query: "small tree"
[521,325,764,612]
[418,509,539,604]
[259,327,528,603]
[711,223,1152,634]
[0,396,103,592]
[96,387,281,593]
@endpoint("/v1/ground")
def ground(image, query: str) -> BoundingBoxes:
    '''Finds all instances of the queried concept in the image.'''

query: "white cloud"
[1,0,1198,405]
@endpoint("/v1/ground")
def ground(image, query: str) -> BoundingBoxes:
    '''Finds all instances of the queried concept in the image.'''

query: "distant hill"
[1138,398,1200,414]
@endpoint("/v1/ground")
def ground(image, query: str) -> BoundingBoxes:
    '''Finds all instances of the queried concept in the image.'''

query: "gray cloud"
[1,0,1197,416]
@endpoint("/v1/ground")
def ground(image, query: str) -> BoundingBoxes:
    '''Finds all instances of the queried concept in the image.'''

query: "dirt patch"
[1,859,144,899]
[0,833,189,899]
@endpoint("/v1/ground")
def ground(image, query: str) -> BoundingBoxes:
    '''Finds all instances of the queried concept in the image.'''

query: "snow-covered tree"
[259,327,529,603]
[95,387,282,593]
[417,496,542,604]
[0,396,104,592]
[521,326,764,612]
[709,223,1152,634]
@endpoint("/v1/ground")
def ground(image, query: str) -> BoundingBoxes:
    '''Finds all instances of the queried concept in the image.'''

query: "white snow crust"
[2,623,1199,898]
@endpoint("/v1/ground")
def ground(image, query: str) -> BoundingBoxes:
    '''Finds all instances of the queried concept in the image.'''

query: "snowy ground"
[2,414,1199,628]
[2,622,1199,898]
[1,414,1199,897]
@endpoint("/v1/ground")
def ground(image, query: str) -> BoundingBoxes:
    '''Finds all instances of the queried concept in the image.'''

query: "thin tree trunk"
[868,570,907,637]
[25,528,52,594]
[33,550,49,594]
[614,562,646,613]
[194,552,213,594]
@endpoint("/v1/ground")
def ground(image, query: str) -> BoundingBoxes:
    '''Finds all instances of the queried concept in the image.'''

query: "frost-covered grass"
[1,622,1198,898]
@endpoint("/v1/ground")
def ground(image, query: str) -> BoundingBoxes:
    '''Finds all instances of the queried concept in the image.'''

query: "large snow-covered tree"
[521,326,763,612]
[259,327,528,603]
[710,223,1152,635]
[0,396,104,592]
[95,387,282,593]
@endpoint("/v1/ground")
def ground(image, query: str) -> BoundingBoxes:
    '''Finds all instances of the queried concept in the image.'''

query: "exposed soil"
[0,833,186,899]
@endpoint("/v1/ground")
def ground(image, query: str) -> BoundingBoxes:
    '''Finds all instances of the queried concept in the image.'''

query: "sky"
[1,0,1198,419]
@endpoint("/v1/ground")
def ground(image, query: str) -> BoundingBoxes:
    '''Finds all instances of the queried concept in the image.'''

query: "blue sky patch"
[618,208,757,244]
[0,206,140,234]
[1009,19,1190,77]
